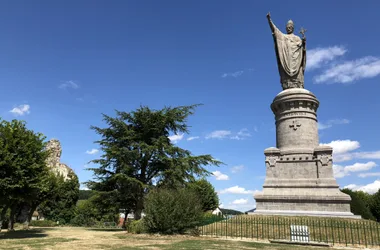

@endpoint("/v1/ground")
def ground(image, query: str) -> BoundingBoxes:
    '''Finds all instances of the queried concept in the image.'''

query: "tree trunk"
[8,204,17,231]
[24,204,38,230]
[134,199,143,220]
[122,217,127,230]
[0,205,9,232]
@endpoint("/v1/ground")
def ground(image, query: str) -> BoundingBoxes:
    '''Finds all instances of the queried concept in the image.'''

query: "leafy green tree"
[87,105,221,219]
[143,188,203,234]
[370,189,380,222]
[341,188,375,220]
[187,179,219,212]
[78,190,96,200]
[71,194,119,226]
[0,119,49,230]
[39,172,80,224]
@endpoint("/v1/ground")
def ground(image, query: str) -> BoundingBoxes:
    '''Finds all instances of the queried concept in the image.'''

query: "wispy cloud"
[59,80,80,89]
[9,104,30,116]
[168,133,184,143]
[230,128,251,140]
[221,70,244,78]
[231,165,244,173]
[335,151,380,163]
[318,119,350,130]
[86,149,99,155]
[187,136,199,141]
[232,199,248,205]
[344,180,380,194]
[359,172,380,178]
[212,171,229,181]
[206,130,232,139]
[333,161,378,178]
[307,46,347,70]
[219,186,259,195]
[206,129,251,140]
[314,56,380,84]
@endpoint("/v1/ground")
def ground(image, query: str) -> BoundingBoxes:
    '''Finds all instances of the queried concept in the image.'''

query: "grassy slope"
[0,227,330,250]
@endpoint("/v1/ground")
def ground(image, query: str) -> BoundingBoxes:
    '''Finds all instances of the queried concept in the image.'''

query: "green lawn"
[0,227,342,250]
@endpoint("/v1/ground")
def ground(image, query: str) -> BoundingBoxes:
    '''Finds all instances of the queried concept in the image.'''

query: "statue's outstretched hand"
[266,12,271,19]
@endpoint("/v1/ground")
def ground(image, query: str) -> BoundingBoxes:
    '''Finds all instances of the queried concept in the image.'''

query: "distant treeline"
[220,208,243,215]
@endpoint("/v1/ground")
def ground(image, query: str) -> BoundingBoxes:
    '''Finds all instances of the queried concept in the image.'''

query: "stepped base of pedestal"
[254,188,357,218]
[250,209,360,219]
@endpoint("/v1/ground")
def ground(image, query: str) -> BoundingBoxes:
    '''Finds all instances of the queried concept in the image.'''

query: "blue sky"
[2,1,380,212]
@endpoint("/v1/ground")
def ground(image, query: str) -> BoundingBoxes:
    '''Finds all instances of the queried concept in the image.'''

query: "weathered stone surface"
[254,88,357,218]
[266,13,306,90]
[46,139,75,181]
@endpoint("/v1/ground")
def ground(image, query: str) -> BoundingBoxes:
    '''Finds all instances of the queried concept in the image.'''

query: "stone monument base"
[253,88,359,219]
[251,209,361,219]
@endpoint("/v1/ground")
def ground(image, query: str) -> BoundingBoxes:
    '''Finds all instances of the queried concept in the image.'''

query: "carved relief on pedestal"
[264,147,281,168]
[267,155,278,167]
[289,120,301,130]
[320,154,330,166]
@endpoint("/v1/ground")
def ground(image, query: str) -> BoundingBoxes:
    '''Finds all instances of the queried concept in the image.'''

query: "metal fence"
[197,214,380,248]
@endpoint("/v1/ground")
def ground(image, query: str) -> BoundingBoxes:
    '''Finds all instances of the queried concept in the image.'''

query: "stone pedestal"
[254,89,359,218]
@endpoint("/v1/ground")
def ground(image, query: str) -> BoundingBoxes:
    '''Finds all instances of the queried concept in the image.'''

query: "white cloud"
[333,165,346,178]
[221,70,244,78]
[307,46,347,70]
[314,56,380,84]
[231,165,244,173]
[321,140,360,154]
[344,180,380,194]
[9,104,31,116]
[322,139,380,163]
[187,136,199,141]
[206,130,232,139]
[59,80,80,89]
[168,133,184,143]
[333,161,377,178]
[224,199,257,211]
[344,184,359,190]
[219,186,259,195]
[230,128,251,140]
[212,171,229,181]
[318,119,350,130]
[345,162,377,172]
[359,172,380,178]
[86,149,99,155]
[335,151,380,163]
[232,199,248,205]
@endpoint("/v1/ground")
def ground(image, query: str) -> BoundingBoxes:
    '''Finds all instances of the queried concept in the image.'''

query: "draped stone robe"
[272,23,306,90]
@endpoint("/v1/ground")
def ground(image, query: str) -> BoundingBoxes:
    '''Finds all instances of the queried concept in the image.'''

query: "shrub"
[143,188,203,234]
[341,188,375,220]
[29,220,57,227]
[187,179,219,212]
[128,219,146,234]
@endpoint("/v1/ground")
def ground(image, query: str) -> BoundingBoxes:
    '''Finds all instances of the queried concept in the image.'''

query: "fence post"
[363,221,368,248]
[256,217,259,240]
[377,222,380,246]
[343,221,347,247]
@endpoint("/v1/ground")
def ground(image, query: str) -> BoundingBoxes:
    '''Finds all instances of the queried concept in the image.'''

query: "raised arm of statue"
[266,12,275,34]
